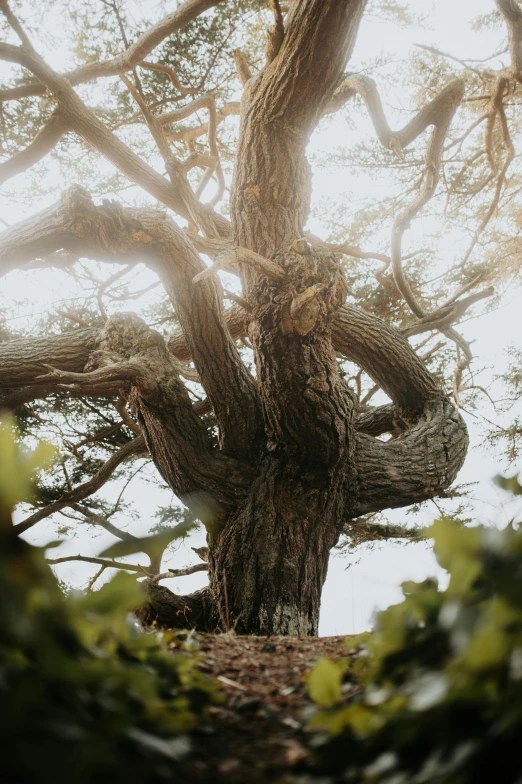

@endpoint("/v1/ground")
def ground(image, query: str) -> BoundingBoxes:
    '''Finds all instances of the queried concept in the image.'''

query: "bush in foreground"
[308,489,522,783]
[0,418,217,783]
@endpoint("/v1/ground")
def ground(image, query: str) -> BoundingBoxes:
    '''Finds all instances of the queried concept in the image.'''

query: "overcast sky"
[2,0,522,635]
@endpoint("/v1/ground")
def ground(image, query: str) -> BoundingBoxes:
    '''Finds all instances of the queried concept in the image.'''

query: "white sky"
[1,0,522,635]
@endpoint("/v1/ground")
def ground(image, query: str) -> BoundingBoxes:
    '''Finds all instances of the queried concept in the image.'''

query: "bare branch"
[192,246,285,284]
[29,358,143,391]
[166,101,240,143]
[0,42,228,238]
[47,554,144,572]
[0,0,33,47]
[344,517,421,547]
[402,286,495,337]
[115,396,141,436]
[86,563,107,591]
[70,502,140,543]
[463,90,515,268]
[153,562,209,582]
[0,0,226,102]
[139,60,198,96]
[345,74,468,342]
[0,111,69,186]
[414,43,490,80]
[120,73,173,162]
[96,264,134,321]
[14,435,147,535]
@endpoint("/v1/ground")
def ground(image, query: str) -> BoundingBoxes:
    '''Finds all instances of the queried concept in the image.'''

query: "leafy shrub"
[0,418,217,783]
[308,491,522,783]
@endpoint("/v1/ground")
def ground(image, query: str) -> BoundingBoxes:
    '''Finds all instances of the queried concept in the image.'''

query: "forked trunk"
[134,0,468,637]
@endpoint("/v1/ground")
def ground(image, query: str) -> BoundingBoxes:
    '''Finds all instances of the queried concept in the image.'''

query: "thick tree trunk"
[208,456,349,636]
[203,0,367,635]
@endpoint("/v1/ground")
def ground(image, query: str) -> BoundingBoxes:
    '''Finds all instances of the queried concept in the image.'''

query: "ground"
[168,632,356,783]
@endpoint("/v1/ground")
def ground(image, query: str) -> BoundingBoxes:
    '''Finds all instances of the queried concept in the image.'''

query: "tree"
[0,0,519,636]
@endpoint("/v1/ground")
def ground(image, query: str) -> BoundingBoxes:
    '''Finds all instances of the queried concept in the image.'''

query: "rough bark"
[0,327,98,387]
[136,584,214,631]
[190,0,368,635]
[354,398,468,516]
[93,313,253,521]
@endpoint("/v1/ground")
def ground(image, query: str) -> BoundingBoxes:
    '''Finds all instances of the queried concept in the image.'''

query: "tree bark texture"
[0,0,469,635]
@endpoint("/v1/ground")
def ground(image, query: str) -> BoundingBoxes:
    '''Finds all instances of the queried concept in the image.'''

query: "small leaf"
[309,657,346,708]
[0,416,58,513]
[494,474,522,496]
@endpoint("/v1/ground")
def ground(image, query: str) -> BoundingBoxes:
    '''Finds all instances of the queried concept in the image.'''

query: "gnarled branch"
[0,39,229,239]
[0,111,69,186]
[0,189,261,458]
[0,0,225,102]
[346,75,465,319]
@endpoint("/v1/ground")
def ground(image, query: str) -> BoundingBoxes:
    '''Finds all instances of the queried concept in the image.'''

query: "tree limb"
[401,286,495,337]
[152,562,209,582]
[332,304,440,415]
[0,111,69,186]
[233,49,252,87]
[14,435,147,534]
[166,101,240,143]
[354,398,468,516]
[47,554,144,572]
[0,188,260,458]
[69,503,140,542]
[346,75,465,319]
[0,40,229,238]
[496,0,522,77]
[0,327,99,388]
[0,0,226,101]
[139,60,198,96]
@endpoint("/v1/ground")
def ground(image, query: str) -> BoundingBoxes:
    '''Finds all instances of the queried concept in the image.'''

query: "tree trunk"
[209,455,350,636]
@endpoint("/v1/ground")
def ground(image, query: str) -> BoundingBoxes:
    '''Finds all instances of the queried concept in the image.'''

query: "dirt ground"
[175,633,357,783]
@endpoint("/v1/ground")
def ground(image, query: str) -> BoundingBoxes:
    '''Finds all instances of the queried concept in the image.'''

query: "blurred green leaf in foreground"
[0,415,217,783]
[308,478,522,783]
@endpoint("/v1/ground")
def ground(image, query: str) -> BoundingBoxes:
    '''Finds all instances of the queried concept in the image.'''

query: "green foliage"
[0,418,217,783]
[308,658,347,708]
[308,512,522,783]
[0,416,57,514]
[494,473,522,496]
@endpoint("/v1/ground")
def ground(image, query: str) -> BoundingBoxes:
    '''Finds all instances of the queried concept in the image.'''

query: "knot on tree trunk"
[249,242,347,333]
[101,312,166,359]
[246,243,354,466]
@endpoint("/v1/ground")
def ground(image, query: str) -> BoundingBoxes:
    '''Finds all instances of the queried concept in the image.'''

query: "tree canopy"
[0,0,521,634]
